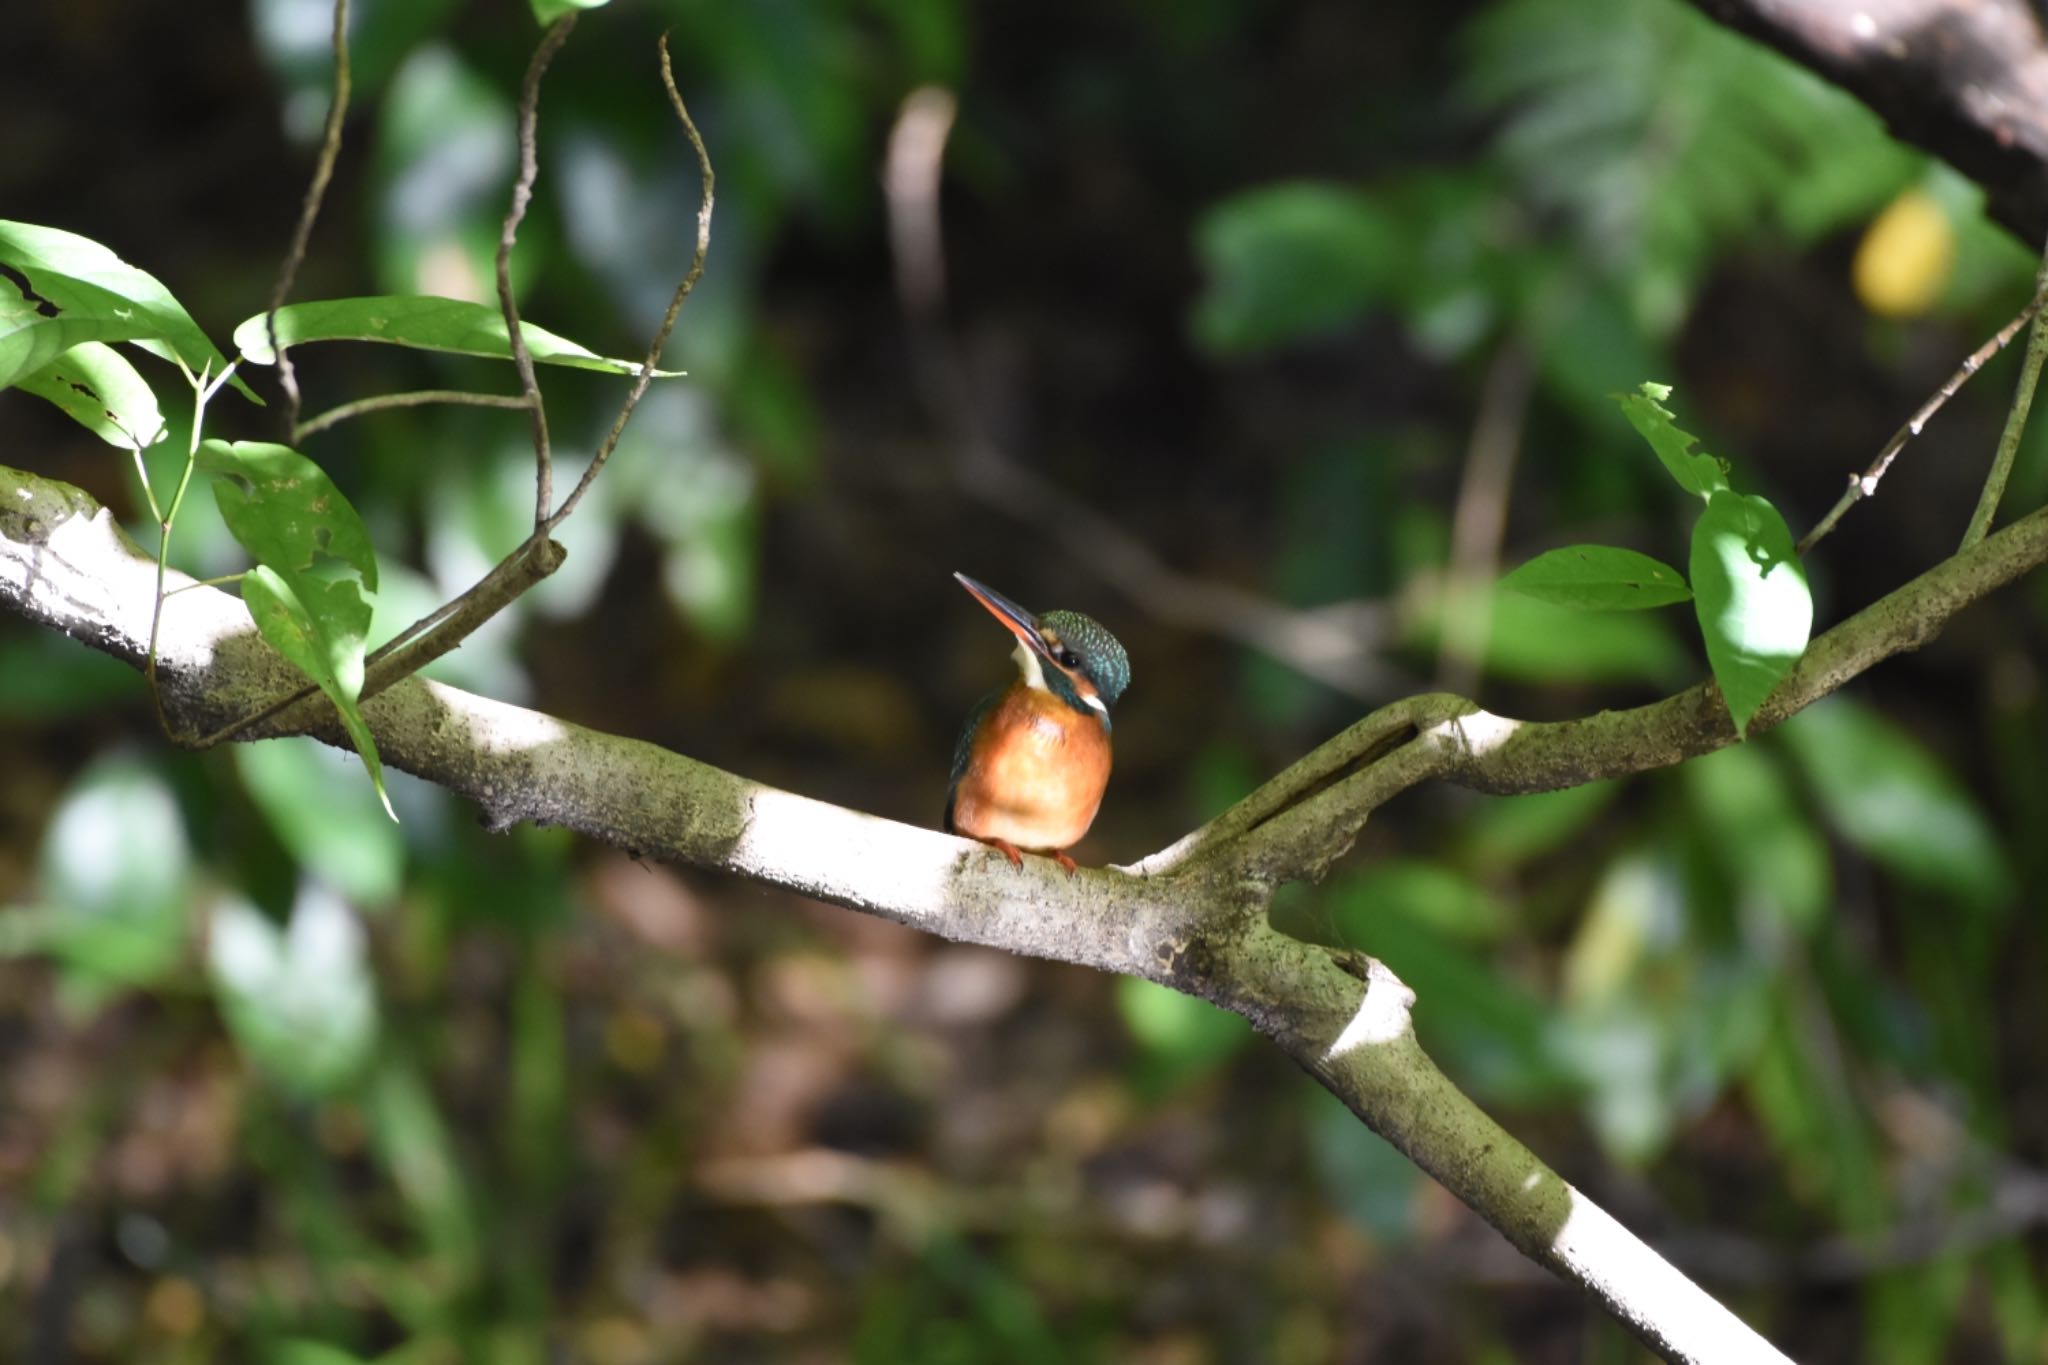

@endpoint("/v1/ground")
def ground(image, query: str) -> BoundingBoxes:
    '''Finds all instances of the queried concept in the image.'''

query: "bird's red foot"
[981,837,1025,868]
[1052,851,1079,875]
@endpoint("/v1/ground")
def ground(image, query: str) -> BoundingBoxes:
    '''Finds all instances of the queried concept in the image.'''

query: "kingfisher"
[944,572,1130,873]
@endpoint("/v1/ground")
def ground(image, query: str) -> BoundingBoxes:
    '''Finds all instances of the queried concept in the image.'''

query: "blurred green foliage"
[2,0,2045,1360]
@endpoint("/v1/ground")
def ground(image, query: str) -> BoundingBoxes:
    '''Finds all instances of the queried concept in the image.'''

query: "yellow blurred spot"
[579,1315,650,1365]
[605,1006,667,1074]
[145,1276,204,1337]
[1854,189,1955,318]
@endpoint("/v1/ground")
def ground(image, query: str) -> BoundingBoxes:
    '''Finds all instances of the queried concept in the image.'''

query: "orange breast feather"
[950,686,1112,853]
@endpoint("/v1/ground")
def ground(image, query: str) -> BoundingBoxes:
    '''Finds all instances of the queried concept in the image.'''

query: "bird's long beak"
[955,572,1054,660]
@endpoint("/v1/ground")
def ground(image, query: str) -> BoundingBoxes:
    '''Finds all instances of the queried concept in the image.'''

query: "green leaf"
[236,739,407,906]
[241,567,394,822]
[1501,544,1692,609]
[1460,781,1620,872]
[197,440,378,588]
[368,1061,480,1276]
[1327,880,1573,1103]
[1418,584,1690,685]
[0,220,253,397]
[1683,741,1831,936]
[233,296,681,377]
[1116,978,1251,1096]
[13,342,167,449]
[1778,699,2013,911]
[1617,382,1729,498]
[209,888,378,1098]
[1192,183,1403,353]
[2,756,192,1002]
[1338,860,1508,943]
[1689,490,1811,736]
[530,0,608,20]
[0,288,166,390]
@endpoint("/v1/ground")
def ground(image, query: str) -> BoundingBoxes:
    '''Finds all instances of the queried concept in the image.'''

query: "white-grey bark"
[9,461,2048,1361]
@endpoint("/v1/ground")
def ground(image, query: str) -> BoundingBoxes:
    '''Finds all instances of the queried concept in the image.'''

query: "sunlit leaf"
[0,219,252,396]
[1501,543,1691,609]
[241,567,394,822]
[1617,382,1728,498]
[233,296,681,377]
[1779,699,2013,911]
[1689,490,1810,736]
[13,342,167,449]
[197,440,378,589]
[530,0,607,21]
[210,886,377,1098]
[0,289,165,391]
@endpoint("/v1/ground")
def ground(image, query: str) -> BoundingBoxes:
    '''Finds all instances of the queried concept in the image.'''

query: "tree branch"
[1687,0,2048,246]
[14,462,2046,1356]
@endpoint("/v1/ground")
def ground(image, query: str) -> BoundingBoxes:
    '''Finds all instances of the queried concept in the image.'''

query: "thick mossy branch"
[12,463,2044,1364]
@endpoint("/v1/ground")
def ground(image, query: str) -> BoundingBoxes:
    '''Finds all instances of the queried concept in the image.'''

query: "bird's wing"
[943,689,1001,832]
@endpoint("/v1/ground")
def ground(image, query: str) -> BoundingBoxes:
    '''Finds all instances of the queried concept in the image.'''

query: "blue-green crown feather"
[1040,610,1129,708]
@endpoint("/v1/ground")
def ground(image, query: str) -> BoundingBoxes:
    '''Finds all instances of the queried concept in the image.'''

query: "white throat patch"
[1014,639,1108,716]
[1011,638,1048,691]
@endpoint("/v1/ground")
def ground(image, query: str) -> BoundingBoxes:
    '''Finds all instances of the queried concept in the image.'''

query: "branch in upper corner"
[1685,0,2048,247]
[500,14,577,532]
[264,0,351,438]
[544,31,715,532]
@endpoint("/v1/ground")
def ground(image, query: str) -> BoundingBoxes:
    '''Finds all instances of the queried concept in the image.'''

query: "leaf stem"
[145,360,238,734]
[1963,238,2048,548]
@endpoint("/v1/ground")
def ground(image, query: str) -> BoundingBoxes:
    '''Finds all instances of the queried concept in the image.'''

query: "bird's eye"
[1059,650,1079,669]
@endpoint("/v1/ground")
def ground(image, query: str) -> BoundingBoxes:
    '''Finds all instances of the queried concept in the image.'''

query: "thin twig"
[185,30,709,748]
[1799,286,2047,555]
[544,29,714,531]
[501,14,577,533]
[294,388,532,443]
[146,362,239,738]
[1963,238,2048,548]
[265,0,352,438]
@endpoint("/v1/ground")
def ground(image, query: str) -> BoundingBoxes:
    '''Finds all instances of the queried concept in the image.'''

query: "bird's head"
[955,572,1130,720]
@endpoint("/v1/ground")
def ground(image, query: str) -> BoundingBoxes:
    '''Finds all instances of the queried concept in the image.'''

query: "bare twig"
[882,86,1399,701]
[264,0,352,438]
[293,389,533,443]
[186,27,711,746]
[502,14,577,532]
[543,30,714,532]
[1963,237,2048,548]
[1799,285,2047,555]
